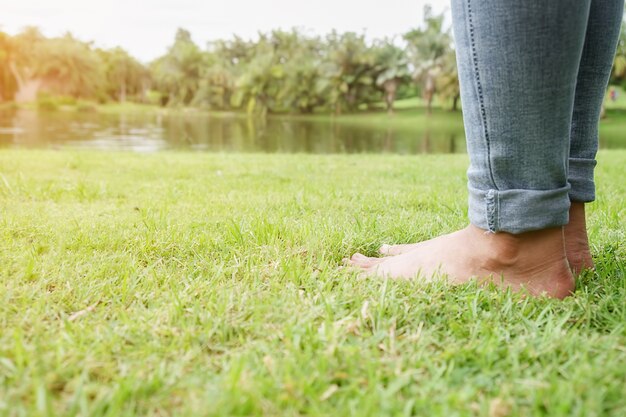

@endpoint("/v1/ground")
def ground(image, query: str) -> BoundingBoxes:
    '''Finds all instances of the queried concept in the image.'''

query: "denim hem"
[468,184,571,234]
[568,157,596,202]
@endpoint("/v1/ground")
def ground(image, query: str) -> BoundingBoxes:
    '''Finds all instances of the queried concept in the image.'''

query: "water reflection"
[0,109,622,154]
[0,109,466,154]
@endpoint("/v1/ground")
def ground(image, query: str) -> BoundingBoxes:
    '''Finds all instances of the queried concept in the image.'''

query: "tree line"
[1,7,626,115]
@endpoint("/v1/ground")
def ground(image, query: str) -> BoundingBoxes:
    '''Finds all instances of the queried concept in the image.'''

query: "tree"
[274,30,326,113]
[99,47,149,102]
[318,31,379,114]
[151,28,204,106]
[230,29,324,116]
[8,28,104,102]
[0,31,17,101]
[192,53,235,110]
[230,33,284,116]
[7,27,47,102]
[371,39,411,114]
[435,49,460,111]
[611,14,626,87]
[192,36,257,110]
[403,6,453,114]
[39,34,104,98]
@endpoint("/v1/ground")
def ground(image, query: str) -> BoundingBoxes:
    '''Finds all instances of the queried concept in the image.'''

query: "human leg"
[566,0,624,273]
[349,0,594,297]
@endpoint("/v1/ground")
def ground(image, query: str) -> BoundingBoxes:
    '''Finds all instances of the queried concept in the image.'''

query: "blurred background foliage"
[1,6,625,115]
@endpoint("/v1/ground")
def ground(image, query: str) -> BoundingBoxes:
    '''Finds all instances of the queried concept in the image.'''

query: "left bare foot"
[347,225,574,299]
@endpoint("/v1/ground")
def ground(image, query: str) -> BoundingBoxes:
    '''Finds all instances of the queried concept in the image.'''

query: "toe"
[378,244,392,255]
[349,253,368,266]
[349,253,386,268]
[378,243,416,256]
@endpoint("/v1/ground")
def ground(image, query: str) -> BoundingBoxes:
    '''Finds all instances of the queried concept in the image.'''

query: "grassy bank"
[1,150,625,416]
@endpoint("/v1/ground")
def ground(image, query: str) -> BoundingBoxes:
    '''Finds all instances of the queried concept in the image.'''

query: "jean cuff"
[568,157,596,202]
[468,184,571,234]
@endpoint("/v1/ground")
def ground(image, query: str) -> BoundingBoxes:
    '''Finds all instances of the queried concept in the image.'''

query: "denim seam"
[466,0,499,191]
[485,189,498,233]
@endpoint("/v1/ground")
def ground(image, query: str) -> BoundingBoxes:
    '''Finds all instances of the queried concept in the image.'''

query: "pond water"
[0,109,623,154]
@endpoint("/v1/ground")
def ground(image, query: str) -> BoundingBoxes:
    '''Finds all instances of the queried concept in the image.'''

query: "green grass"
[1,150,625,416]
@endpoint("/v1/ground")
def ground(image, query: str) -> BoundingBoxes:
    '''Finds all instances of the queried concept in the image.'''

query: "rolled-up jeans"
[451,0,624,233]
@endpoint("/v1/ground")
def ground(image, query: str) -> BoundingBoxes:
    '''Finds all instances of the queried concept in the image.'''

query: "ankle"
[467,225,567,269]
[569,201,586,220]
[566,202,590,243]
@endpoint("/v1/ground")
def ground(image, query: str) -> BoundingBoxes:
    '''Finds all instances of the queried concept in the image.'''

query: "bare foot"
[564,202,594,274]
[347,225,574,299]
[381,203,594,275]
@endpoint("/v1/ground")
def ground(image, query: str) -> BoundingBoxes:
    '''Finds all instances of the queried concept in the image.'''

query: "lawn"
[1,150,625,416]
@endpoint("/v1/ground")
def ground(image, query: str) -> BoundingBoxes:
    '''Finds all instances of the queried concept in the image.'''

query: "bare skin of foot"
[564,202,594,274]
[347,225,575,299]
[380,203,594,274]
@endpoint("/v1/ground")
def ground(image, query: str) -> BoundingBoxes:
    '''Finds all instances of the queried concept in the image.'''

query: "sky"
[0,0,450,62]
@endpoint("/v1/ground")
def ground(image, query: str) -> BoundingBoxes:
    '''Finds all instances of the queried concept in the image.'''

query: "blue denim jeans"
[451,0,624,233]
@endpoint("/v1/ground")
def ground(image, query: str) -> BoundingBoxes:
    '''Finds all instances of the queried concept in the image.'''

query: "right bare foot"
[380,203,594,274]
